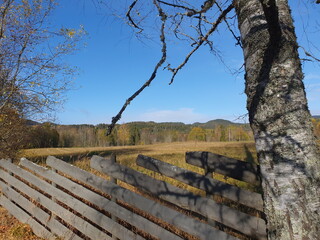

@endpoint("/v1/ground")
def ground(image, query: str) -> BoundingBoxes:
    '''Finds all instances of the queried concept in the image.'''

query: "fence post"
[110,154,118,240]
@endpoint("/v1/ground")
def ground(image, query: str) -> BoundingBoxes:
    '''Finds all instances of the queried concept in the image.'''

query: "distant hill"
[44,119,248,130]
[193,119,240,129]
[121,119,248,132]
[23,117,320,148]
[25,119,40,126]
[23,117,259,148]
[27,117,319,128]
[25,118,252,132]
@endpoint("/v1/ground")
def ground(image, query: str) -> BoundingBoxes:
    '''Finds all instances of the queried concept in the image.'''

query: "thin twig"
[215,2,242,47]
[169,3,234,84]
[299,45,320,62]
[157,0,196,13]
[126,0,144,33]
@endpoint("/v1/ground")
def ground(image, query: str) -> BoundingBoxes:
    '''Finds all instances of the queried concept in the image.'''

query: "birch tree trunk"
[234,0,320,239]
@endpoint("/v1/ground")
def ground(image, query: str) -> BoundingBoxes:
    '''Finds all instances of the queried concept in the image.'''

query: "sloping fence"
[0,152,267,240]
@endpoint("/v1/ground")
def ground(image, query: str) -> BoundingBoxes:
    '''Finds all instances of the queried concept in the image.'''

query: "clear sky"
[50,0,320,125]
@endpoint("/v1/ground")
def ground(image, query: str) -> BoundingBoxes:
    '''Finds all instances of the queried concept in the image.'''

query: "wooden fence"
[0,152,267,240]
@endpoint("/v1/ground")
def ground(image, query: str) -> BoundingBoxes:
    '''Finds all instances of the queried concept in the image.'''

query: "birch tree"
[235,1,320,239]
[0,0,84,158]
[102,1,320,239]
[0,0,84,119]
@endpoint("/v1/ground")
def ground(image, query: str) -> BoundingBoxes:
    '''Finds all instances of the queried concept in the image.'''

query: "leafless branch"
[176,30,198,44]
[157,0,217,17]
[107,0,167,135]
[105,1,235,134]
[126,0,144,33]
[300,45,320,62]
[168,3,234,84]
[215,2,242,47]
[197,14,205,38]
[184,0,216,17]
[233,113,249,123]
[157,0,195,13]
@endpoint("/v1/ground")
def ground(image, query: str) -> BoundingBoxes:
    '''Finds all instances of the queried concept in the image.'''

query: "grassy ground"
[21,141,256,157]
[22,141,257,165]
[0,141,257,240]
[22,141,258,191]
[0,207,41,240]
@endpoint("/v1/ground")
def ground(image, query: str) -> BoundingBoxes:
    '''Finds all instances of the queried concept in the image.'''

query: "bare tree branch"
[184,0,216,17]
[300,45,320,62]
[215,2,242,47]
[107,0,168,135]
[157,0,217,17]
[106,2,235,134]
[168,3,234,84]
[157,0,196,13]
[126,0,144,33]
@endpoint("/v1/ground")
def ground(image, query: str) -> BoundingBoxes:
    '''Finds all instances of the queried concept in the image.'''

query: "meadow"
[22,141,257,166]
[1,141,257,239]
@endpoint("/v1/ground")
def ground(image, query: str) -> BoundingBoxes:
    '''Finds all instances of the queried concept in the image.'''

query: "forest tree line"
[25,118,320,148]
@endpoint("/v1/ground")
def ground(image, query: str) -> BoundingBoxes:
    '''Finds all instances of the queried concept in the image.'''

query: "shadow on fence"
[0,151,267,240]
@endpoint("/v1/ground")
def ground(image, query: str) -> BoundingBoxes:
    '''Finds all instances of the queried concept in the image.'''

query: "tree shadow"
[91,153,267,239]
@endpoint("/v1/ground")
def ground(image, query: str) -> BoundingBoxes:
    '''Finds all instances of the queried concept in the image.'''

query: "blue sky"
[51,0,320,125]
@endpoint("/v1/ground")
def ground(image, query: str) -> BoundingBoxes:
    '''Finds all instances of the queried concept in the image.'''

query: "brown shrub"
[0,108,28,159]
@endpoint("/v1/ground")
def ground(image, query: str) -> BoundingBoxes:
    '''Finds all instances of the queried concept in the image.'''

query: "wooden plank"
[3,159,141,240]
[0,181,81,240]
[109,154,117,240]
[136,154,264,211]
[46,156,237,240]
[21,158,177,240]
[91,155,267,239]
[186,152,261,186]
[0,195,56,240]
[0,161,113,240]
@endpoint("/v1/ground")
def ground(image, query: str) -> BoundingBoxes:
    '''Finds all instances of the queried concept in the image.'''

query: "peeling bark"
[234,0,320,239]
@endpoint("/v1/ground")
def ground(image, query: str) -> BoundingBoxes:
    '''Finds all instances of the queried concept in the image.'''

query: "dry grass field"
[22,141,257,160]
[0,141,257,240]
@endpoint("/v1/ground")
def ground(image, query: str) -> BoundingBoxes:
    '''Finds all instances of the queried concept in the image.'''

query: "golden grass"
[21,141,257,162]
[21,141,258,189]
[0,207,43,240]
[21,141,258,193]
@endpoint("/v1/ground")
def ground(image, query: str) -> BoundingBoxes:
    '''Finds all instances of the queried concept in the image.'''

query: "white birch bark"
[234,0,320,239]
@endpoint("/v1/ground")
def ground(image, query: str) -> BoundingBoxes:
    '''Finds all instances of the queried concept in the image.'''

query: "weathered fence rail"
[186,152,261,186]
[0,152,267,240]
